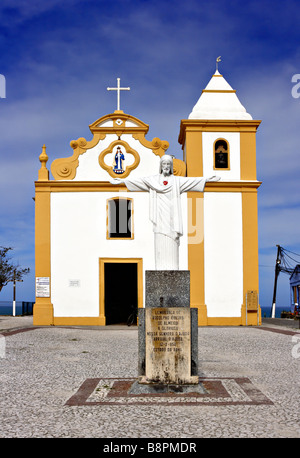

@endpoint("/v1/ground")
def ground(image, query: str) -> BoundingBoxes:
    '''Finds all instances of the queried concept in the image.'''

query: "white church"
[33,69,261,327]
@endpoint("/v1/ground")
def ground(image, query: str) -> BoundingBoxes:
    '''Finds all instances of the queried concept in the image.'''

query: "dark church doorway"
[104,262,138,325]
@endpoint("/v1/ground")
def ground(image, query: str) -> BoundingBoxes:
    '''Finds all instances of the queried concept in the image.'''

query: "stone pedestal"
[138,270,198,385]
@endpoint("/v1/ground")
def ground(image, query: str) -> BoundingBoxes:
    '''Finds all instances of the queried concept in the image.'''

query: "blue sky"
[0,0,299,315]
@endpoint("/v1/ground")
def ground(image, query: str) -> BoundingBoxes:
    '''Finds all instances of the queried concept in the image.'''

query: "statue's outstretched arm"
[208,176,221,181]
[109,178,124,185]
[109,176,150,192]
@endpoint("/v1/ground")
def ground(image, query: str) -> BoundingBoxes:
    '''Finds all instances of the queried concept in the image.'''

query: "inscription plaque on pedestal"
[141,307,198,385]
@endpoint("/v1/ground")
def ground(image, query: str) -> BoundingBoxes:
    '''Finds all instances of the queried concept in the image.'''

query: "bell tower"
[179,68,261,326]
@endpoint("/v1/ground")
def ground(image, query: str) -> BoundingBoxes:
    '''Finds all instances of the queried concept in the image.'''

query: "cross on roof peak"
[107,78,130,112]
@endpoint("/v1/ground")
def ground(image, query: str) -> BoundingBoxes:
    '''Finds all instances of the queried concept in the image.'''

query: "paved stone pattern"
[65,376,273,406]
[0,316,300,438]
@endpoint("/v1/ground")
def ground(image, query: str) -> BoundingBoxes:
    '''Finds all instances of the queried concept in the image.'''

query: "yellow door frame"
[99,257,143,325]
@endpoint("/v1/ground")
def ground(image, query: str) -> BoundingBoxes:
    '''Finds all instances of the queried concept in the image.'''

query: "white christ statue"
[110,155,220,270]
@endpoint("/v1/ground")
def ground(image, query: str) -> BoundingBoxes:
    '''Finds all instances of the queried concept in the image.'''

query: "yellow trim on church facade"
[202,89,237,93]
[33,179,261,327]
[33,183,53,326]
[180,117,261,326]
[34,104,262,327]
[99,139,140,179]
[187,185,261,326]
[99,258,143,326]
[51,111,170,181]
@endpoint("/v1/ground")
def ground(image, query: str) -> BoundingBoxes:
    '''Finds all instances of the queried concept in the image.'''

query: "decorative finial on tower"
[38,144,49,181]
[216,56,221,72]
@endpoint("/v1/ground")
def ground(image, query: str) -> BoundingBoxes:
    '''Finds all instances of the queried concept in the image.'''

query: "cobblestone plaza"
[0,316,299,438]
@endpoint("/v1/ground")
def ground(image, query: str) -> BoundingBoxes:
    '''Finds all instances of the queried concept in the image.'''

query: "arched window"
[214,139,230,170]
[107,198,133,239]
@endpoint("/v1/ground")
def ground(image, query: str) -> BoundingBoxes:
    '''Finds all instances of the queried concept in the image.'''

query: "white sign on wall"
[36,277,50,297]
[69,280,80,287]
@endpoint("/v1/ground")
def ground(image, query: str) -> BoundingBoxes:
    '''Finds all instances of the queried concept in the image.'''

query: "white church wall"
[202,132,240,180]
[50,190,188,317]
[51,192,102,317]
[204,192,243,317]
